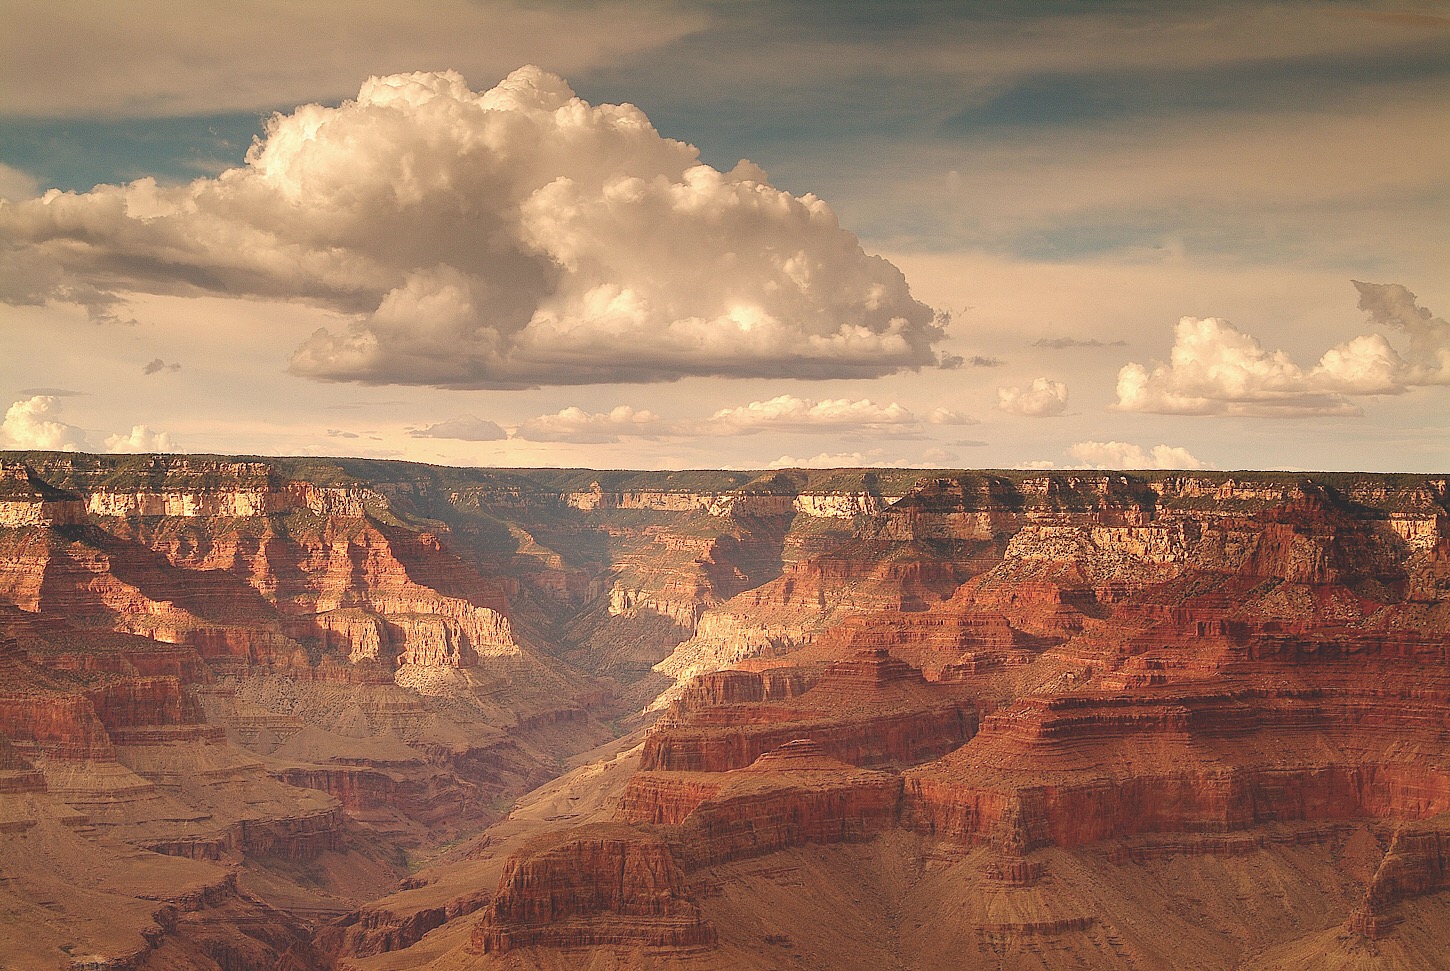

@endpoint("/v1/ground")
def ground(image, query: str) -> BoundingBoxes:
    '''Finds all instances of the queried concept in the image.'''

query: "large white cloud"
[0,68,943,389]
[997,377,1068,417]
[1068,440,1204,470]
[1114,284,1448,418]
[1,396,87,451]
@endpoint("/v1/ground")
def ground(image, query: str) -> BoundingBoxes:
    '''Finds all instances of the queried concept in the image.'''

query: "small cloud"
[18,387,86,397]
[768,450,881,469]
[1068,440,1205,470]
[767,449,939,470]
[142,358,181,375]
[408,414,507,442]
[325,400,408,410]
[921,447,957,464]
[105,424,179,454]
[326,428,361,439]
[1017,460,1058,470]
[707,395,916,435]
[1,395,87,450]
[927,407,978,426]
[953,439,989,447]
[516,405,660,444]
[998,377,1069,417]
[939,353,1002,369]
[1032,337,1127,349]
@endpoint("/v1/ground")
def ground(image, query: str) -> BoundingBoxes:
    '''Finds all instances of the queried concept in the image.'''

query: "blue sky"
[1,1,1447,471]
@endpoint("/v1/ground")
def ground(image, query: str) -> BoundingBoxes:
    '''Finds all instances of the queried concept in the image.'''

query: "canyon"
[0,453,1448,969]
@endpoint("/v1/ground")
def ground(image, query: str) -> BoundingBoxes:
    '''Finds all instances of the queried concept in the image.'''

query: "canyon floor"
[1,452,1448,970]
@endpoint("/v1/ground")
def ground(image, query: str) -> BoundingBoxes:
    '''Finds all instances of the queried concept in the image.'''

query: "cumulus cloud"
[997,377,1069,417]
[515,405,661,444]
[105,424,179,454]
[1,395,87,450]
[766,451,890,469]
[706,395,915,435]
[1354,281,1450,386]
[1032,337,1126,349]
[511,394,978,443]
[1068,440,1205,470]
[1115,283,1450,418]
[408,415,507,441]
[927,407,978,425]
[1,68,943,390]
[142,357,181,375]
[766,449,945,470]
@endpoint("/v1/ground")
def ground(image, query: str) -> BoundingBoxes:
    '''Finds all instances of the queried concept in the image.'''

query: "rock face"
[5,453,1450,969]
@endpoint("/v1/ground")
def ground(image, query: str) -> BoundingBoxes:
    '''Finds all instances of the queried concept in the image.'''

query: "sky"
[1,0,1447,472]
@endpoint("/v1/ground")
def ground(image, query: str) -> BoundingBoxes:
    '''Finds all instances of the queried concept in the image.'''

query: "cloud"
[18,387,86,397]
[1032,337,1127,349]
[927,407,977,425]
[0,162,39,202]
[766,449,943,470]
[511,394,978,444]
[705,395,915,435]
[767,450,886,470]
[1068,440,1205,470]
[408,414,507,442]
[936,352,1002,369]
[997,377,1068,417]
[1,68,943,390]
[515,405,661,444]
[921,447,957,464]
[1,395,88,450]
[1354,281,1450,385]
[1,1,702,118]
[142,357,181,374]
[1115,284,1449,418]
[326,429,360,439]
[105,424,179,454]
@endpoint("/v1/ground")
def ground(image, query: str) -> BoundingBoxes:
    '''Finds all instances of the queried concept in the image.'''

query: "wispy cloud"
[142,357,180,374]
[1032,337,1126,349]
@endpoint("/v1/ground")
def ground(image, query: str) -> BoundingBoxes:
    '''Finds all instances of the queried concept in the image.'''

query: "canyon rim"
[2,2,1448,968]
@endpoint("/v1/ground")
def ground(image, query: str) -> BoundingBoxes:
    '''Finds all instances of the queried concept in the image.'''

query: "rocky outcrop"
[641,651,975,773]
[7,454,1450,966]
[471,825,716,954]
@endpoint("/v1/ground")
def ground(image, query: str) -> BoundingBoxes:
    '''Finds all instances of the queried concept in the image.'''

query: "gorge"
[1,452,1447,969]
